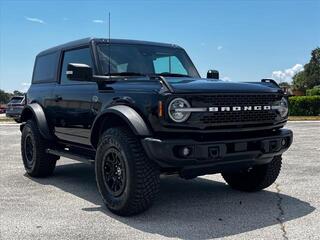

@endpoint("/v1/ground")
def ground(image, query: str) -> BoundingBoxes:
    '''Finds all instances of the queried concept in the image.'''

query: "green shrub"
[306,86,320,96]
[289,96,320,116]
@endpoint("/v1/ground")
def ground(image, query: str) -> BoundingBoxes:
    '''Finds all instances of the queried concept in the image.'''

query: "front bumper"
[6,113,21,119]
[142,129,293,177]
[6,109,22,119]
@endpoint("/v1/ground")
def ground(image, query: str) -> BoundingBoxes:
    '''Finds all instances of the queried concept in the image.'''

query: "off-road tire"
[222,155,282,192]
[95,127,160,216]
[21,119,58,177]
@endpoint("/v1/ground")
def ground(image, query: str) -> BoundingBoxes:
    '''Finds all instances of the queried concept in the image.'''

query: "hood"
[166,78,281,94]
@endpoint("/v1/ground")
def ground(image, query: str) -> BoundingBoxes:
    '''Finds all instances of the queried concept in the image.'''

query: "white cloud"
[271,64,304,82]
[25,16,45,24]
[217,46,223,51]
[221,76,231,81]
[92,19,104,23]
[21,82,30,92]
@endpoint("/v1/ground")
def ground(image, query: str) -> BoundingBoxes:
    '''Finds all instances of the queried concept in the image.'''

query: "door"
[52,47,98,145]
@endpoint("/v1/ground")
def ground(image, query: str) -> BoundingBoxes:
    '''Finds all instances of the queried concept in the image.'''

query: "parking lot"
[0,122,319,240]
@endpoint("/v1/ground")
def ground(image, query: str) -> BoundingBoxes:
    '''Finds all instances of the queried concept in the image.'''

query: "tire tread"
[21,119,57,177]
[96,127,160,216]
[222,155,282,192]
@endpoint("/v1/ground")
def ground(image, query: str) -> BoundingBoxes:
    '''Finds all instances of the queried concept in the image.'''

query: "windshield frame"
[94,42,201,79]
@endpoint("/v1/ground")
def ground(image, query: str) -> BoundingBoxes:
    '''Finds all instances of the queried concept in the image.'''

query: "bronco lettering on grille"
[208,106,271,112]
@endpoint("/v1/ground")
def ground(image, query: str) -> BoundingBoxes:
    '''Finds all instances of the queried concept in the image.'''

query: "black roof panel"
[38,37,182,56]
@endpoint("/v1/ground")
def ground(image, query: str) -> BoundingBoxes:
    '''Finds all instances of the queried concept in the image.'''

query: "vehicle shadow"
[29,162,315,239]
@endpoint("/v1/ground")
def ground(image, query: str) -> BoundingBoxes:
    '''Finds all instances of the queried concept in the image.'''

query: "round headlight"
[168,98,191,122]
[272,97,288,118]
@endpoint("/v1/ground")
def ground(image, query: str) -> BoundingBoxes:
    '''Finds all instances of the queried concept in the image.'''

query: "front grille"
[185,94,281,125]
[199,111,276,124]
[190,94,280,107]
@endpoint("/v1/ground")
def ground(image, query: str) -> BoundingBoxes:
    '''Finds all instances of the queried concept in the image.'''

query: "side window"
[153,56,188,75]
[60,47,93,84]
[33,52,58,83]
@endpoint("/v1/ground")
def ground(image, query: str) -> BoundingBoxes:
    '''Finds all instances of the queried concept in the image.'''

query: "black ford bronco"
[20,38,293,216]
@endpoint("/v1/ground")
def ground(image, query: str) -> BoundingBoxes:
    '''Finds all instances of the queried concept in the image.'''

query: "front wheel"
[222,155,282,192]
[95,127,160,216]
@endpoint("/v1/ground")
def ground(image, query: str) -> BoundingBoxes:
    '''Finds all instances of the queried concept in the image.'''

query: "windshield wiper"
[157,73,191,78]
[97,72,174,92]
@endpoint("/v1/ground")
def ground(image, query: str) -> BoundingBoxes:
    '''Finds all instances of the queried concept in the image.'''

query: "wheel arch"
[90,105,152,149]
[20,103,54,141]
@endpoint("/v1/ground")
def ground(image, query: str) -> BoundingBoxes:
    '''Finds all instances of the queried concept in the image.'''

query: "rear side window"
[9,97,24,104]
[33,52,58,83]
[60,47,93,84]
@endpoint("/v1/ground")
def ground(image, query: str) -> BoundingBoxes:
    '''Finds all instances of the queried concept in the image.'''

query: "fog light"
[179,146,192,157]
[281,138,286,146]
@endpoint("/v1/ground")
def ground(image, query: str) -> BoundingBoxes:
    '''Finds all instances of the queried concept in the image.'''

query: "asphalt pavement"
[0,122,319,240]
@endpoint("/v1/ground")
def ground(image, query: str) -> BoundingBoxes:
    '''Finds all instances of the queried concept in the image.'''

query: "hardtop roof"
[37,37,182,56]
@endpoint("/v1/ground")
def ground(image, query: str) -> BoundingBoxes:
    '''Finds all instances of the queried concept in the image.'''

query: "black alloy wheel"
[102,147,126,197]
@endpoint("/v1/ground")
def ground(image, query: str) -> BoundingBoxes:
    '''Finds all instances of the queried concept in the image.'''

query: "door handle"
[55,95,62,102]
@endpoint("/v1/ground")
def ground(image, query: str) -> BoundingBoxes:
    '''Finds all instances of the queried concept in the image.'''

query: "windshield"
[96,43,200,78]
[9,97,24,104]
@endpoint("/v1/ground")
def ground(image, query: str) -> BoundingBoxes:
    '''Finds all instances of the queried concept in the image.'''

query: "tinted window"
[33,52,58,83]
[60,47,93,84]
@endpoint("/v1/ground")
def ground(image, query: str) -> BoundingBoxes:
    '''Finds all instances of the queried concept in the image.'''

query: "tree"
[0,89,12,104]
[292,71,307,90]
[13,90,24,96]
[279,82,290,88]
[293,47,320,90]
[0,89,26,104]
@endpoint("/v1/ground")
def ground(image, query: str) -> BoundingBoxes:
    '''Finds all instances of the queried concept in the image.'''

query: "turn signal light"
[158,101,163,118]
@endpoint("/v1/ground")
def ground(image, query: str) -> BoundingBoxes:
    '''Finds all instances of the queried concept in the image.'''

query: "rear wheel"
[95,127,160,216]
[222,155,282,192]
[21,119,58,177]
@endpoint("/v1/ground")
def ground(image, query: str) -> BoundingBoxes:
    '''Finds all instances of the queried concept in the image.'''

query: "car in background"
[0,104,6,114]
[6,96,25,122]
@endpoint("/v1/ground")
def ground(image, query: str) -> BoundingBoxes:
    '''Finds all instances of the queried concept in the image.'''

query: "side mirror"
[67,63,93,81]
[207,70,219,79]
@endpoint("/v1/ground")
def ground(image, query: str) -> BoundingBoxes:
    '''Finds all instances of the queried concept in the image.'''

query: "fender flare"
[90,105,152,148]
[20,103,54,141]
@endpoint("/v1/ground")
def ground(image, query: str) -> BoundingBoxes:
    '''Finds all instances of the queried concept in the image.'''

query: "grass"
[288,116,320,121]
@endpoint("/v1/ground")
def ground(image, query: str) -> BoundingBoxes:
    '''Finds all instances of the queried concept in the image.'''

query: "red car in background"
[0,105,6,114]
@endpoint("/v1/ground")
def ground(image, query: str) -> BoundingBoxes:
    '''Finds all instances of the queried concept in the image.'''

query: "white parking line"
[0,123,20,126]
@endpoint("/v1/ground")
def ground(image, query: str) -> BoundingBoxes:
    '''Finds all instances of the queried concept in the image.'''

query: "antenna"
[108,12,111,77]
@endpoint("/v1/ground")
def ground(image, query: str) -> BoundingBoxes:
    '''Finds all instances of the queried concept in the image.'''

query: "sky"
[0,0,319,92]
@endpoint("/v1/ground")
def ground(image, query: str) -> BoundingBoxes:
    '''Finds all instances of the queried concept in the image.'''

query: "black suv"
[20,38,293,216]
